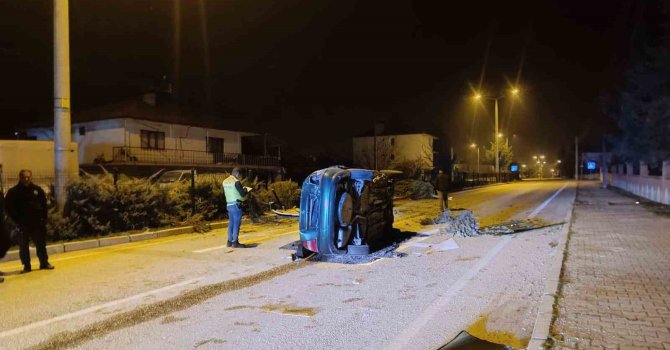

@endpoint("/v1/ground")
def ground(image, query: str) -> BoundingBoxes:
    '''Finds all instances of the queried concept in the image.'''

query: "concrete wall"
[609,160,670,205]
[0,140,79,193]
[352,133,435,169]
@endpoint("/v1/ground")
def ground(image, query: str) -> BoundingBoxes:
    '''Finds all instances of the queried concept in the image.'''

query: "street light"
[472,87,520,174]
[470,143,480,173]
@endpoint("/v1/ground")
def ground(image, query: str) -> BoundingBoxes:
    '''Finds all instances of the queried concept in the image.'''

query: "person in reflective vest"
[222,168,253,248]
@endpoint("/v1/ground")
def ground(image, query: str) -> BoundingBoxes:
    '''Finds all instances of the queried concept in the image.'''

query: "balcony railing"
[112,147,281,167]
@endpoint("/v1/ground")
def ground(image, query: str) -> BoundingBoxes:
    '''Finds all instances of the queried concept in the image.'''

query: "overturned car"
[296,166,394,258]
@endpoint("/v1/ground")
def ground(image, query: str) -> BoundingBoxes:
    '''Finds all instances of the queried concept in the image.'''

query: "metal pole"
[494,98,499,174]
[477,147,480,174]
[575,136,579,181]
[54,0,72,211]
[172,0,181,99]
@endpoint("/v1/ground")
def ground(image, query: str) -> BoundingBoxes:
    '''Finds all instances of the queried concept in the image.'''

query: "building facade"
[352,133,437,171]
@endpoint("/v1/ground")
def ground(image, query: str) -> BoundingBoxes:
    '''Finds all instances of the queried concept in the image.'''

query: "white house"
[352,133,437,171]
[25,94,279,171]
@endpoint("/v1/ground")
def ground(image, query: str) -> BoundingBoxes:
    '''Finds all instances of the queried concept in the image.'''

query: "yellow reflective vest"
[223,176,244,205]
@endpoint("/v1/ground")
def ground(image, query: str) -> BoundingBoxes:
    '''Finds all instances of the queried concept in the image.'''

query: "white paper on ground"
[411,238,459,251]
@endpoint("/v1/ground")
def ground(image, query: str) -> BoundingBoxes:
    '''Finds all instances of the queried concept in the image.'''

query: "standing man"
[435,169,450,211]
[222,168,253,248]
[5,170,54,273]
[0,189,9,283]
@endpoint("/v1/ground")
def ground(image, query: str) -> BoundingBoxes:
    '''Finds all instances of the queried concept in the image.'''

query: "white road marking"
[0,278,201,339]
[528,182,568,218]
[385,235,513,350]
[193,245,229,253]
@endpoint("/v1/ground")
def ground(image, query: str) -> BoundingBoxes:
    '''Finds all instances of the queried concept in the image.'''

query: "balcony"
[111,147,281,167]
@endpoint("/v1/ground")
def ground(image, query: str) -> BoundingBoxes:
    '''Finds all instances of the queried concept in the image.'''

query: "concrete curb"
[0,220,229,263]
[526,182,578,349]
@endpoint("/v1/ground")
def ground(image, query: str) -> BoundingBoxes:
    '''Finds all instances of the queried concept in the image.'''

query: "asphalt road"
[0,180,575,350]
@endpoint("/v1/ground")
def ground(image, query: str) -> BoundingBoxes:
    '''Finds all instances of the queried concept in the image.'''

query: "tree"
[603,1,670,165]
[483,140,514,172]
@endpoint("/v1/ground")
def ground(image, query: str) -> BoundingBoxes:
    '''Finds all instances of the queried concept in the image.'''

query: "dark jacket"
[0,191,11,257]
[435,173,450,192]
[5,183,48,227]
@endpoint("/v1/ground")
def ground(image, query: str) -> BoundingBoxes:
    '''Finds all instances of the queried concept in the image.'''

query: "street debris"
[431,210,481,237]
[438,330,515,349]
[314,243,407,264]
[422,210,564,237]
[411,238,460,251]
[478,218,564,235]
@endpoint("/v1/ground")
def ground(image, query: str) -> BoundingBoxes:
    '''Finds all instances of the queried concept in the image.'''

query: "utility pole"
[494,98,499,174]
[54,0,72,211]
[574,136,579,181]
[172,0,181,99]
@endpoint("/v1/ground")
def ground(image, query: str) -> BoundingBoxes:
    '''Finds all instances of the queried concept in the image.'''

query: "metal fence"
[112,147,281,167]
[0,171,56,202]
[450,171,517,190]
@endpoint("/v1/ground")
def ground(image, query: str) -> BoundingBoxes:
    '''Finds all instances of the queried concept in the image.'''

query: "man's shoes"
[226,240,233,247]
[230,241,251,248]
[40,263,55,270]
[21,265,31,274]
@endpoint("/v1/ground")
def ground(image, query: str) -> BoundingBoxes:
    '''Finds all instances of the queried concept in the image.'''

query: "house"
[0,140,79,193]
[352,133,438,172]
[25,94,281,176]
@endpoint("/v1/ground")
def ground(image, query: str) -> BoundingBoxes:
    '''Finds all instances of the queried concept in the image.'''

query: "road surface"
[0,180,575,349]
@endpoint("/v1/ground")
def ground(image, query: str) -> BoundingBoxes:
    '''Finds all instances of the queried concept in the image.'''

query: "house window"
[141,130,165,149]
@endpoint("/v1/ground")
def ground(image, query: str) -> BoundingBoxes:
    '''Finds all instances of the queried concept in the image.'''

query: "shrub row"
[47,174,301,241]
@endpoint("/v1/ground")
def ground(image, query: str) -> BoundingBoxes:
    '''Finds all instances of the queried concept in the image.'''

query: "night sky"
[0,0,650,166]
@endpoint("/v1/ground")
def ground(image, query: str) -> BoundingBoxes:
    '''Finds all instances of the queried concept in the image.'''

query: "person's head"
[19,169,32,187]
[231,167,240,178]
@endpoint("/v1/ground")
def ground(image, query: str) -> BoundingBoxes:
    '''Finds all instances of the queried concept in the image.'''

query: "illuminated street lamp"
[473,87,520,174]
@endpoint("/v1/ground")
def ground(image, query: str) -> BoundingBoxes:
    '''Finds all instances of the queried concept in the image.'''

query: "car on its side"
[296,166,394,258]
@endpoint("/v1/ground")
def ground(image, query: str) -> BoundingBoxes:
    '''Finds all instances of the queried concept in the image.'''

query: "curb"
[0,220,230,263]
[526,182,578,349]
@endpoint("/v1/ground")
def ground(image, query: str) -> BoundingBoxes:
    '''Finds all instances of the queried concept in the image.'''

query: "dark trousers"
[226,204,243,242]
[18,225,49,267]
[437,190,448,211]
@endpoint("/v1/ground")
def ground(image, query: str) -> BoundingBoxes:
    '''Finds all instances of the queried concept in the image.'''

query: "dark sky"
[0,0,651,165]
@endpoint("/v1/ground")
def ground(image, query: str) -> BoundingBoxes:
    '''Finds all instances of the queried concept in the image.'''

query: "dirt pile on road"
[433,210,480,237]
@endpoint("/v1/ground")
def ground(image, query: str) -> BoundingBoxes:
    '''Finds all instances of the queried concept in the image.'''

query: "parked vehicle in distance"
[156,170,194,187]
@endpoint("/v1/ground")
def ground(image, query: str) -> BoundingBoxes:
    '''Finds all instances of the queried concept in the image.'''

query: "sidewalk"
[550,182,670,349]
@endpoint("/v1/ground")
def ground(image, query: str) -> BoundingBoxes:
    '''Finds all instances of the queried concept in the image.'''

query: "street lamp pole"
[54,0,72,211]
[494,98,499,174]
[477,146,480,173]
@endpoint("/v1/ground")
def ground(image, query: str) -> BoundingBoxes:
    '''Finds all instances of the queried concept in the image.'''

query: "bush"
[44,174,301,242]
[256,180,301,210]
[393,179,435,199]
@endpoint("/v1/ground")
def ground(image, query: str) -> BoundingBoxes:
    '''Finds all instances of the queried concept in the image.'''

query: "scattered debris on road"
[479,218,564,235]
[313,243,407,264]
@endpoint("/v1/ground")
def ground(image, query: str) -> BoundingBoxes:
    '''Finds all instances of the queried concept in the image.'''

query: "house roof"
[25,97,255,133]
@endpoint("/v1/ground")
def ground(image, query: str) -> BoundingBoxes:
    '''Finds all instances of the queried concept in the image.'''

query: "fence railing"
[450,171,516,190]
[112,147,281,167]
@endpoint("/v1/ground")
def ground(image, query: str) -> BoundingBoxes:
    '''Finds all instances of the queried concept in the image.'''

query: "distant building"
[25,93,281,176]
[352,133,437,172]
